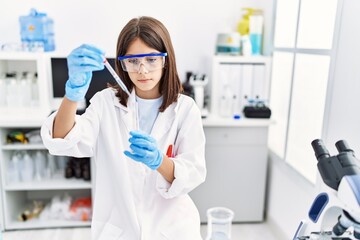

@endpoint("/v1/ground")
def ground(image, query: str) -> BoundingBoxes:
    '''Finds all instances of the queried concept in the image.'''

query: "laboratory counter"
[191,115,272,222]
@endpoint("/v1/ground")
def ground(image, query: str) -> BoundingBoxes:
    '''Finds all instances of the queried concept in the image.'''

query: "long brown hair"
[113,16,182,112]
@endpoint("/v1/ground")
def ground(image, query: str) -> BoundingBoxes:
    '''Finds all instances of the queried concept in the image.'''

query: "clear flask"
[206,207,234,240]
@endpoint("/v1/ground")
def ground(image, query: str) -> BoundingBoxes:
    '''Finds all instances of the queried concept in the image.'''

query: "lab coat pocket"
[98,222,124,240]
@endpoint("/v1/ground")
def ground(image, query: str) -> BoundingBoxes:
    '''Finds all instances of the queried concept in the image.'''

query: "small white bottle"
[19,72,32,107]
[7,152,21,183]
[34,151,47,180]
[232,95,241,120]
[30,72,39,107]
[6,73,21,107]
[241,35,252,56]
[0,73,7,107]
[20,151,34,182]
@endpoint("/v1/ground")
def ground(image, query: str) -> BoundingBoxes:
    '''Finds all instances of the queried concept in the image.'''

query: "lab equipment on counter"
[243,100,271,118]
[19,8,55,52]
[182,71,195,99]
[216,33,241,55]
[206,207,234,240]
[294,139,360,240]
[190,74,209,118]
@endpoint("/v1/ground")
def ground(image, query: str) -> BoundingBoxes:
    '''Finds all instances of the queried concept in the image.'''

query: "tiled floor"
[1,223,278,240]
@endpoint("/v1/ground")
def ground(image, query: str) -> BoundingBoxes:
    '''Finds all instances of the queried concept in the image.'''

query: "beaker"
[206,207,234,240]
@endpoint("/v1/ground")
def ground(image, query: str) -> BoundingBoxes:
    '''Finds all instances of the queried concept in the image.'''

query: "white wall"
[0,0,274,81]
[325,0,360,154]
[266,0,360,239]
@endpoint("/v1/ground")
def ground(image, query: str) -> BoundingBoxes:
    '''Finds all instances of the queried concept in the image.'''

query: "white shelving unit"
[0,127,93,230]
[0,53,93,230]
[210,55,271,117]
[0,52,52,126]
[190,55,272,222]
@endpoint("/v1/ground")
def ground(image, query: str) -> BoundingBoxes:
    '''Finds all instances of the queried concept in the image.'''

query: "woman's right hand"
[65,44,105,102]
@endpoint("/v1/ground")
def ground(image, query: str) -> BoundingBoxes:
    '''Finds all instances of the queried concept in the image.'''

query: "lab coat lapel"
[151,101,177,141]
[113,90,137,132]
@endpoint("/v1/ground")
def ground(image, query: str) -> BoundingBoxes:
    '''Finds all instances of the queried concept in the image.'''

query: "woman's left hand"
[124,131,163,170]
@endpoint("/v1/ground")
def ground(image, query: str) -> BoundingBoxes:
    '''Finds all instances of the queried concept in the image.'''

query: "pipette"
[103,57,138,130]
[103,57,131,96]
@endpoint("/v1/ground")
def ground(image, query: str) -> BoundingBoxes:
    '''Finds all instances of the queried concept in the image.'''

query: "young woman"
[41,16,206,240]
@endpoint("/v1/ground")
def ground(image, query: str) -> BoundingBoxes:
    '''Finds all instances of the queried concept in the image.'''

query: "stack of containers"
[237,8,264,56]
[19,8,55,52]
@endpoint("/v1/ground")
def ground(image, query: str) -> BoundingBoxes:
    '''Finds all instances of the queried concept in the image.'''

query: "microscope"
[189,74,209,118]
[294,139,360,240]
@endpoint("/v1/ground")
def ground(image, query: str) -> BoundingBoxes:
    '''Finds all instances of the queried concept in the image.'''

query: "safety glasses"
[118,53,167,73]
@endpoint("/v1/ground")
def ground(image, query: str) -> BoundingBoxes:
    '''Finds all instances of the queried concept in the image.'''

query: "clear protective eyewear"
[118,53,167,73]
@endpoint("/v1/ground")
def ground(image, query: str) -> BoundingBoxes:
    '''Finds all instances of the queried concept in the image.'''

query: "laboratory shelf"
[202,114,274,127]
[1,143,46,150]
[6,219,91,230]
[0,53,94,230]
[4,178,92,191]
[0,109,48,127]
[214,55,271,64]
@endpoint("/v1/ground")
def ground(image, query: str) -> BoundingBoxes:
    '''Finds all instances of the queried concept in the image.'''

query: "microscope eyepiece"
[312,139,330,160]
[335,140,353,154]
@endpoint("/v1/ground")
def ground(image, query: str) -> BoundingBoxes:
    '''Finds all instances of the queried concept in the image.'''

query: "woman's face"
[125,38,164,99]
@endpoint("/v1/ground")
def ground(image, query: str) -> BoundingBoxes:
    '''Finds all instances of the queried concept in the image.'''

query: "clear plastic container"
[206,207,234,240]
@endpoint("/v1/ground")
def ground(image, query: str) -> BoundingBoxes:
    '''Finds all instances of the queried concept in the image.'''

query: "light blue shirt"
[136,95,163,134]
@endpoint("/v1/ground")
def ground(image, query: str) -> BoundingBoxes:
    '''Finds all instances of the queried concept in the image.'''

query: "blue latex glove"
[65,44,105,102]
[124,131,164,170]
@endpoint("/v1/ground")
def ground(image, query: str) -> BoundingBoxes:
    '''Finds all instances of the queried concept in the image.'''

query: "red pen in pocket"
[166,144,173,157]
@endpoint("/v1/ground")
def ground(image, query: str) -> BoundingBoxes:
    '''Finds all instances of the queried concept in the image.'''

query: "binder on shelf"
[252,64,266,100]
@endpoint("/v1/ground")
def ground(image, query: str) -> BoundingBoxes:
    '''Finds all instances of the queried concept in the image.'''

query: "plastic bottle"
[19,72,32,107]
[35,151,47,180]
[7,152,21,183]
[232,95,241,120]
[249,10,264,55]
[5,72,21,107]
[241,35,252,56]
[0,73,7,107]
[20,151,34,182]
[237,8,254,36]
[30,72,39,106]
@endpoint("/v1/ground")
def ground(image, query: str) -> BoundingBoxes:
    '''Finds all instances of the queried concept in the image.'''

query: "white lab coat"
[41,88,206,240]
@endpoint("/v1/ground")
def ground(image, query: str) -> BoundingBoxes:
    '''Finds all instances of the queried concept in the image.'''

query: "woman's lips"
[138,79,151,83]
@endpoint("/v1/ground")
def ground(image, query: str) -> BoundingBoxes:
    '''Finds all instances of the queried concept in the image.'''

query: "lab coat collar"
[112,89,136,112]
[113,89,179,139]
[113,89,137,132]
[151,95,179,140]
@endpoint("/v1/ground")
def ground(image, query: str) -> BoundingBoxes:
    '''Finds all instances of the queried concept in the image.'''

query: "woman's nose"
[137,63,149,74]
